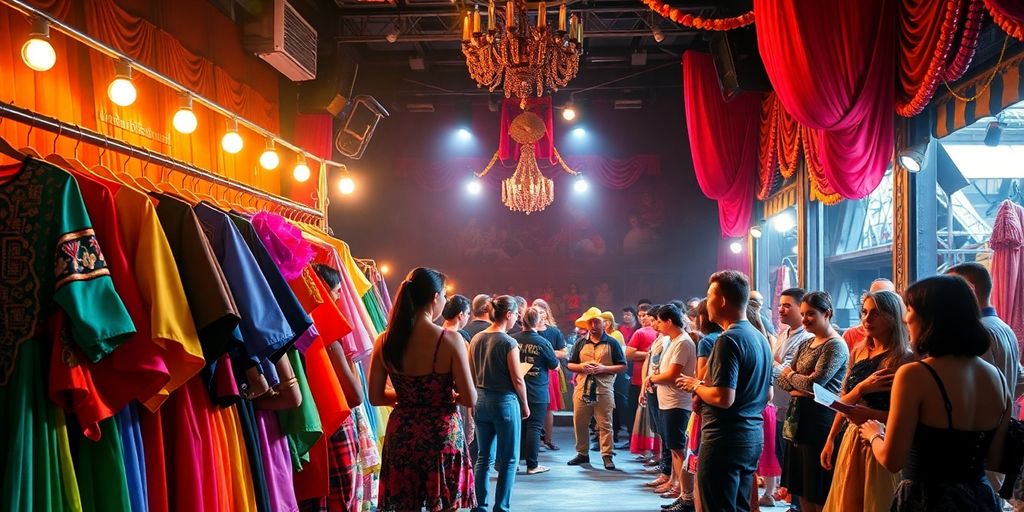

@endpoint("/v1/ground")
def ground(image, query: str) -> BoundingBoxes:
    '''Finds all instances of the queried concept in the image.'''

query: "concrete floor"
[480,425,791,512]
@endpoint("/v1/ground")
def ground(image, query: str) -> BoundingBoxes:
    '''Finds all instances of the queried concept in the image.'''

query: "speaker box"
[936,144,969,195]
[298,49,359,117]
[709,26,772,99]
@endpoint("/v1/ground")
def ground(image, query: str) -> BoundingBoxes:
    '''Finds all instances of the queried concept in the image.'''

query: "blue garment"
[701,320,772,444]
[193,202,294,365]
[697,332,722,358]
[512,331,559,404]
[117,404,148,512]
[538,326,566,351]
[473,390,521,512]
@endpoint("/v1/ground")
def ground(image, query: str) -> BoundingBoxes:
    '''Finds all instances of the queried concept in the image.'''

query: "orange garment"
[112,186,205,409]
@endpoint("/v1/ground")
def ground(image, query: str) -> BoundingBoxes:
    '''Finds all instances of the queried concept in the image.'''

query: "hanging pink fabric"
[682,51,761,238]
[251,212,315,281]
[754,0,897,200]
[498,97,556,165]
[990,200,1024,352]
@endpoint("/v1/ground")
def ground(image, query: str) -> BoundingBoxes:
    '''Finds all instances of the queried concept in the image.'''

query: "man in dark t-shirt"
[464,294,493,339]
[513,308,560,474]
[677,271,772,512]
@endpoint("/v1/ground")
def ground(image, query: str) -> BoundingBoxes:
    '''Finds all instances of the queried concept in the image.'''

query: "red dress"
[378,334,475,511]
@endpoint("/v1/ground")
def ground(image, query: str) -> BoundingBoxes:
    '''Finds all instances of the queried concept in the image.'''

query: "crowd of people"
[366,262,1023,512]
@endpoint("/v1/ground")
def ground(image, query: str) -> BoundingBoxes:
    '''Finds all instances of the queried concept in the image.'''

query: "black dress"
[891,361,1001,512]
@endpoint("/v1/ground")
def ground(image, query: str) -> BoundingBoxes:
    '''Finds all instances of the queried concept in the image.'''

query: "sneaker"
[526,465,550,475]
[660,487,680,499]
[566,455,590,466]
[542,439,560,451]
[643,458,661,467]
[664,499,696,512]
[643,466,663,474]
[603,456,616,470]
[661,498,683,510]
[758,495,778,507]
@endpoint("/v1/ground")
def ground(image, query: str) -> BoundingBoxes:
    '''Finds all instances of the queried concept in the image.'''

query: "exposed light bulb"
[771,211,796,232]
[221,120,243,154]
[750,225,763,239]
[21,18,55,72]
[259,140,280,170]
[729,241,743,254]
[293,156,311,182]
[173,95,197,134]
[338,175,355,195]
[108,77,136,106]
[573,175,589,193]
[466,178,482,195]
[380,264,390,275]
[562,105,576,121]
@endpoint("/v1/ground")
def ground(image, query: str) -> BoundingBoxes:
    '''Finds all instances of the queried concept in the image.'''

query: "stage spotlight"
[456,128,472,141]
[984,121,1004,147]
[898,142,928,173]
[21,17,55,72]
[750,225,763,239]
[562,104,576,121]
[573,174,589,194]
[729,241,743,254]
[466,178,482,195]
[771,211,796,232]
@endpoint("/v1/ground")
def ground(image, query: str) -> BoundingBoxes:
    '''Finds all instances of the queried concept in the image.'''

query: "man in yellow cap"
[566,307,628,470]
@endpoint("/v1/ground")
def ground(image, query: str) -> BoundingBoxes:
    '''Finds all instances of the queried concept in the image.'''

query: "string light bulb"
[562,103,577,121]
[259,139,280,170]
[293,154,311,182]
[221,119,243,154]
[338,167,355,195]
[172,94,198,134]
[21,17,56,72]
[107,60,137,107]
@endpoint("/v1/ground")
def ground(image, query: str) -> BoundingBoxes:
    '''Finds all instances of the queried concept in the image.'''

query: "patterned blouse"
[776,336,849,395]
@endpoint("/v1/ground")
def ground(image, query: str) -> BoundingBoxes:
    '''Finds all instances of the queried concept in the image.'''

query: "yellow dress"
[822,422,900,512]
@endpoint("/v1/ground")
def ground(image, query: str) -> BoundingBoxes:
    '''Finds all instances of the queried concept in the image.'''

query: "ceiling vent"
[405,103,435,113]
[614,98,643,110]
[244,0,317,81]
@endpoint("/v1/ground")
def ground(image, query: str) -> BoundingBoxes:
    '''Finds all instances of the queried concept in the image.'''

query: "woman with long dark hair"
[370,268,477,511]
[776,292,850,512]
[859,276,1010,511]
[532,298,567,451]
[470,296,529,512]
[821,290,912,512]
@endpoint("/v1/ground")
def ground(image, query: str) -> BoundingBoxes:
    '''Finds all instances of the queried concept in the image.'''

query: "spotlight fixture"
[750,225,763,239]
[107,59,137,107]
[221,119,244,154]
[21,17,56,72]
[466,178,483,195]
[898,142,928,173]
[573,174,589,194]
[259,139,280,170]
[729,241,743,254]
[572,127,586,138]
[338,166,355,195]
[172,94,198,134]
[293,154,311,183]
[984,120,1004,147]
[456,128,472,141]
[562,103,577,121]
[771,211,796,232]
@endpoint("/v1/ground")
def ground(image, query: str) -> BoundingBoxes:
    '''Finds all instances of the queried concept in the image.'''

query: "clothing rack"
[0,101,326,224]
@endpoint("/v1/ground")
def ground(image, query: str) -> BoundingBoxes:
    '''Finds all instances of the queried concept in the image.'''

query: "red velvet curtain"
[682,51,761,238]
[755,0,896,201]
[289,114,334,207]
[986,0,1024,40]
[897,0,984,117]
[498,97,556,165]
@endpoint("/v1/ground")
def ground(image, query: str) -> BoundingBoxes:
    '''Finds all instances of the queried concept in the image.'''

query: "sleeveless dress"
[823,354,900,512]
[378,333,476,511]
[890,361,1002,512]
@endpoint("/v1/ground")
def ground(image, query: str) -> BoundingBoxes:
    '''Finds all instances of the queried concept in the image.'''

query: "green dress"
[0,158,136,511]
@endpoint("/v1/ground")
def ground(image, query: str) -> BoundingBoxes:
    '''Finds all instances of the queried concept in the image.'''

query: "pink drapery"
[754,0,897,201]
[498,97,556,165]
[393,154,660,192]
[682,51,761,238]
[990,200,1024,352]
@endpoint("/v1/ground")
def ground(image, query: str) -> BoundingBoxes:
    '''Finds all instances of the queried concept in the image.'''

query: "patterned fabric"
[299,417,360,512]
[378,370,475,512]
[890,479,1000,512]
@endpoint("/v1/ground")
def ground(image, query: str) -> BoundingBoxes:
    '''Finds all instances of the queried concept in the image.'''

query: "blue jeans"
[697,439,762,512]
[473,390,521,512]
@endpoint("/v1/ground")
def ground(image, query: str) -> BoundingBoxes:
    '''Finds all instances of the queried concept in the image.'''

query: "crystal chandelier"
[477,110,578,215]
[462,0,583,106]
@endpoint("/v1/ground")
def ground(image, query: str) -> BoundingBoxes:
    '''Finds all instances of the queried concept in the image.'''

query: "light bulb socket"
[29,16,50,39]
[179,93,193,110]
[113,58,132,80]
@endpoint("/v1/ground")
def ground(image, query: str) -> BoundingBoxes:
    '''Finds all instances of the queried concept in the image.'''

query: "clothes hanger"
[155,153,183,196]
[45,125,91,176]
[177,174,202,204]
[114,149,145,191]
[92,137,125,184]
[18,117,41,158]
[0,110,27,163]
[195,178,221,206]
[134,150,160,193]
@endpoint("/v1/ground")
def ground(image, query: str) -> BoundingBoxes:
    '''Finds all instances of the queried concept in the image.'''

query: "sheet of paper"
[519,361,534,375]
[812,382,853,414]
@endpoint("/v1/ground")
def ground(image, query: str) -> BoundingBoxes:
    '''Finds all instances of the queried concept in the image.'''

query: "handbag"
[782,396,801,443]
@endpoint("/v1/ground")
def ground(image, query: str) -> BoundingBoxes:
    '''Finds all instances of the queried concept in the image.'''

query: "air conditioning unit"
[244,0,317,81]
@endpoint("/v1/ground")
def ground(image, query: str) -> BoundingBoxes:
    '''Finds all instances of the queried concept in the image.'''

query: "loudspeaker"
[709,26,772,99]
[936,144,969,195]
[298,48,358,117]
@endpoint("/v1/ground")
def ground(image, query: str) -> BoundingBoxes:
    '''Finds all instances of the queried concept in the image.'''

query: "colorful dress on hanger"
[0,158,136,511]
[378,334,475,512]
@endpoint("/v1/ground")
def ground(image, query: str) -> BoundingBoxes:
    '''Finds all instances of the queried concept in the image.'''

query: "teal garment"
[360,292,387,333]
[0,158,136,512]
[275,349,322,470]
[78,417,131,512]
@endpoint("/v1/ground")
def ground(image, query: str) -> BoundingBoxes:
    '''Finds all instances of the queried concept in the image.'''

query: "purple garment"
[256,409,298,512]
[250,212,314,281]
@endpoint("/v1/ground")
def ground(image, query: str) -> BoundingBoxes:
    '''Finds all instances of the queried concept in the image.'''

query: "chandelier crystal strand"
[463,0,582,106]
[502,143,554,214]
